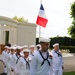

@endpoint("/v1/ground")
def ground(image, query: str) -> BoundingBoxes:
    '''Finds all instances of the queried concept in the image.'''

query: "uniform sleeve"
[30,54,38,75]
[62,56,64,66]
[12,55,16,69]
[1,51,5,62]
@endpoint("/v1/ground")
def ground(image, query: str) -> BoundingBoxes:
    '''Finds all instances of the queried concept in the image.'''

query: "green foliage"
[36,37,75,53]
[68,1,75,38]
[60,46,75,53]
[13,16,28,22]
[50,37,75,47]
[70,1,75,19]
[64,72,75,75]
[36,37,75,46]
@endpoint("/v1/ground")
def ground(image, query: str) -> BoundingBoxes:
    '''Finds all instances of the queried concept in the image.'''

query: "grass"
[64,72,75,75]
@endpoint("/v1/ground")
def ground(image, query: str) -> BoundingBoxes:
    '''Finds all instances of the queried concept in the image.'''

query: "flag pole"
[39,0,42,42]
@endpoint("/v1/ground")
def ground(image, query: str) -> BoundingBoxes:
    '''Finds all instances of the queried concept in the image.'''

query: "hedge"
[59,46,75,53]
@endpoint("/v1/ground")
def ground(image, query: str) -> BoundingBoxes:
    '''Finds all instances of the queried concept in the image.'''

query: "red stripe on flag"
[36,16,48,27]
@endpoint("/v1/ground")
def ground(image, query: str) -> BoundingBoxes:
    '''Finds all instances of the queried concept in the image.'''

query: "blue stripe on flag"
[40,4,44,10]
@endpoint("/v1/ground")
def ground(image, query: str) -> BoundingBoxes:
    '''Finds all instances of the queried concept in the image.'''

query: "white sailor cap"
[53,43,59,47]
[29,45,35,48]
[16,46,22,50]
[13,44,17,47]
[8,47,11,50]
[11,47,16,50]
[36,44,41,47]
[5,46,9,48]
[23,49,30,53]
[23,45,28,48]
[39,38,51,43]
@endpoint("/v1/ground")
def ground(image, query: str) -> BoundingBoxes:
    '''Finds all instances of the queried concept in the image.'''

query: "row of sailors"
[1,38,64,75]
[1,45,38,75]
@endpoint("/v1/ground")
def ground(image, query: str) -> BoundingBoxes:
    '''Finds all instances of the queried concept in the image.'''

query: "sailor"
[17,49,30,75]
[23,45,28,49]
[29,45,35,58]
[1,46,9,75]
[9,47,17,75]
[30,38,53,75]
[36,44,41,50]
[6,47,11,75]
[12,46,21,75]
[51,43,64,75]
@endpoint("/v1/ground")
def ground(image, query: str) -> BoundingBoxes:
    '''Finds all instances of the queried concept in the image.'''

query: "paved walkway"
[64,56,75,72]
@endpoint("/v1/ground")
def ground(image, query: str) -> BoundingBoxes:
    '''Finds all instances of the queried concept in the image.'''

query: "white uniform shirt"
[29,51,35,58]
[1,50,7,64]
[8,53,14,70]
[17,57,30,74]
[30,50,53,75]
[12,54,21,73]
[6,52,11,67]
[51,50,64,70]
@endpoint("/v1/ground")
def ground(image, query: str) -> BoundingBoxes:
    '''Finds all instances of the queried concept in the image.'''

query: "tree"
[68,1,75,38]
[13,16,28,22]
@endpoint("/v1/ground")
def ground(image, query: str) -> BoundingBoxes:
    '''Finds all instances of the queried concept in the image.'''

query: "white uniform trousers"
[19,73,30,75]
[52,67,63,75]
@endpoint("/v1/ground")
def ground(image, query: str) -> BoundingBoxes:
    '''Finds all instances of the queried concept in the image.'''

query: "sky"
[0,0,74,38]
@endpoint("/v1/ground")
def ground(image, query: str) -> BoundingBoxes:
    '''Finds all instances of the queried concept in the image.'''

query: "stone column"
[0,24,4,44]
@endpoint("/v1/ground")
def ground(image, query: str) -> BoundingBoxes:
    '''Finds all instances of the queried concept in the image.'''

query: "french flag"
[36,4,48,28]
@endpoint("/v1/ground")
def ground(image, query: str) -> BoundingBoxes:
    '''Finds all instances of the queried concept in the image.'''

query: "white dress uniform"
[6,52,11,75]
[12,54,21,75]
[9,53,16,75]
[29,52,35,58]
[51,50,64,75]
[1,50,8,73]
[30,50,53,75]
[17,57,30,75]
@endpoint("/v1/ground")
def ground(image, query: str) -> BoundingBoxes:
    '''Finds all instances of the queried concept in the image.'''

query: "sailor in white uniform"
[36,44,41,50]
[17,49,31,75]
[51,43,64,75]
[1,46,9,74]
[29,45,35,58]
[6,47,11,75]
[9,47,17,75]
[12,46,21,75]
[30,38,53,75]
[23,45,28,49]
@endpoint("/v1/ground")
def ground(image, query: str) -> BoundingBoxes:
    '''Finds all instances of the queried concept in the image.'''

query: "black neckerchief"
[31,52,34,56]
[54,50,62,57]
[23,57,30,70]
[16,54,20,64]
[39,50,51,66]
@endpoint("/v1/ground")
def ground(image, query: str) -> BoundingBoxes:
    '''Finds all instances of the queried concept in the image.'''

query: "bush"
[60,46,75,53]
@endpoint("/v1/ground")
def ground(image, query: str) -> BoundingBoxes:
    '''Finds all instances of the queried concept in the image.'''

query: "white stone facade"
[0,16,36,46]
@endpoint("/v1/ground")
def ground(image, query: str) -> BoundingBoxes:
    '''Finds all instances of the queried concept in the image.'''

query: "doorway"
[5,31,9,44]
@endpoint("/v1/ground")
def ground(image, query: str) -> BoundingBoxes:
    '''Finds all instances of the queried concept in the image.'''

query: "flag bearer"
[17,49,30,75]
[30,38,53,75]
[51,43,64,75]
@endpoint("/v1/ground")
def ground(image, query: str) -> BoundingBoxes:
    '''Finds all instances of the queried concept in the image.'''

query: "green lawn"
[64,72,75,75]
